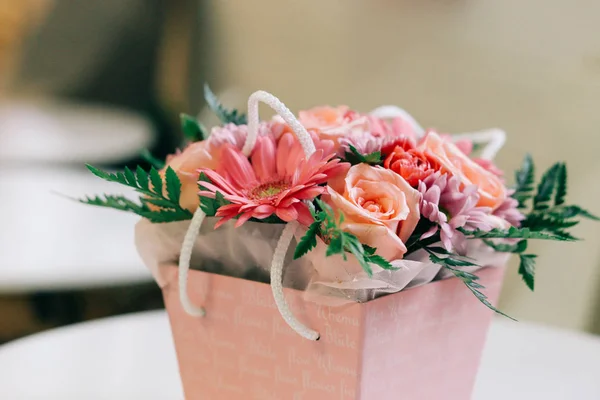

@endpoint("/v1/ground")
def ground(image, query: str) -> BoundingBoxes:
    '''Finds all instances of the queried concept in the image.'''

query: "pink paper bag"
[161,265,504,399]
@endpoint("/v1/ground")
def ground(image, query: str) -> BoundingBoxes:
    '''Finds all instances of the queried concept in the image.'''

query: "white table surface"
[0,310,599,400]
[0,165,152,293]
[0,99,154,164]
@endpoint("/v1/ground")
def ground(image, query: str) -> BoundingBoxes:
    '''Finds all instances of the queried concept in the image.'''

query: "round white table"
[0,165,151,293]
[0,311,598,399]
[0,99,154,164]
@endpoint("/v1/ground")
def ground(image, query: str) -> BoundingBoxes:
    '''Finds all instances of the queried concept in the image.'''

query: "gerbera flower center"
[249,180,289,199]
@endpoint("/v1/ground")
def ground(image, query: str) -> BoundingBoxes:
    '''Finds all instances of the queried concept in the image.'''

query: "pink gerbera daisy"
[198,132,349,228]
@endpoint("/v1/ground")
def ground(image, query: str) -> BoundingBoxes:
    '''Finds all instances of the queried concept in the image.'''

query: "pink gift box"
[161,265,505,399]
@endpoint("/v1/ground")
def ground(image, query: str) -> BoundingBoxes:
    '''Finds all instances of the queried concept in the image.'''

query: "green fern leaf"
[365,254,395,270]
[462,226,577,242]
[165,167,181,204]
[518,254,537,291]
[137,209,193,223]
[513,154,535,208]
[84,164,192,222]
[149,167,163,195]
[80,194,147,213]
[554,163,567,206]
[549,205,599,221]
[203,84,247,125]
[141,197,178,209]
[427,250,514,320]
[140,149,165,170]
[294,221,320,260]
[533,163,561,210]
[483,239,528,253]
[136,166,149,190]
[180,113,208,141]
[344,145,382,166]
[124,167,137,186]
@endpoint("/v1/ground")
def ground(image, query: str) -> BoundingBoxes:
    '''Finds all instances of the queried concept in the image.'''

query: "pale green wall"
[207,0,600,332]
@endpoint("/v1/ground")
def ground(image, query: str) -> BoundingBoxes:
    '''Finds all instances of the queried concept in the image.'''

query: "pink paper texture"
[162,265,504,399]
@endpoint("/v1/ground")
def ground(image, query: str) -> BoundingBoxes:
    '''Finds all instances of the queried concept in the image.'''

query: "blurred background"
[1,0,599,343]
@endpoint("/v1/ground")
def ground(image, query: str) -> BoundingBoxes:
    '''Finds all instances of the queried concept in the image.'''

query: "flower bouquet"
[83,86,597,399]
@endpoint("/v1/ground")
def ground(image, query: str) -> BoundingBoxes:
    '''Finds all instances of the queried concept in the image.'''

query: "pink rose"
[322,164,421,260]
[418,132,507,210]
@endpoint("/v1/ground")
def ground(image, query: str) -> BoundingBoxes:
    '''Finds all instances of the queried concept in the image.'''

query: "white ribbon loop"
[369,106,505,161]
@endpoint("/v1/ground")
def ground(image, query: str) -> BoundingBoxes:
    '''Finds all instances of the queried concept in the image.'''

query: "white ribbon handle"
[369,105,426,138]
[369,105,505,161]
[178,90,320,341]
[451,128,506,161]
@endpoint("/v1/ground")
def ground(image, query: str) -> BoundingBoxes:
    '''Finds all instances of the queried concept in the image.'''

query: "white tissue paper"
[135,218,508,304]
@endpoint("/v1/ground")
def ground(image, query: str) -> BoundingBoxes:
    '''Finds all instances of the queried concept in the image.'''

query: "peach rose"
[160,122,281,212]
[418,132,506,210]
[297,105,369,141]
[160,141,215,212]
[322,164,421,260]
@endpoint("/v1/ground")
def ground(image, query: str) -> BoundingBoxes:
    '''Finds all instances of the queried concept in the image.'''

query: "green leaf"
[307,201,317,218]
[165,167,181,204]
[518,254,537,291]
[215,191,229,208]
[427,250,478,268]
[513,153,535,208]
[515,154,535,192]
[305,197,395,277]
[426,246,452,255]
[80,194,147,214]
[483,239,528,253]
[294,222,319,259]
[533,163,561,210]
[123,167,137,186]
[363,245,377,256]
[86,164,112,180]
[180,113,208,141]
[80,194,192,223]
[315,198,334,215]
[366,254,395,270]
[149,167,163,195]
[446,264,515,320]
[554,163,567,206]
[326,235,344,257]
[549,205,599,221]
[203,84,247,125]
[197,173,230,217]
[141,197,179,209]
[198,174,217,216]
[199,196,216,216]
[461,226,577,242]
[346,239,373,277]
[136,166,149,191]
[344,145,382,166]
[83,164,192,223]
[427,249,515,320]
[551,229,579,241]
[523,213,580,232]
[140,149,165,170]
[137,209,195,223]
